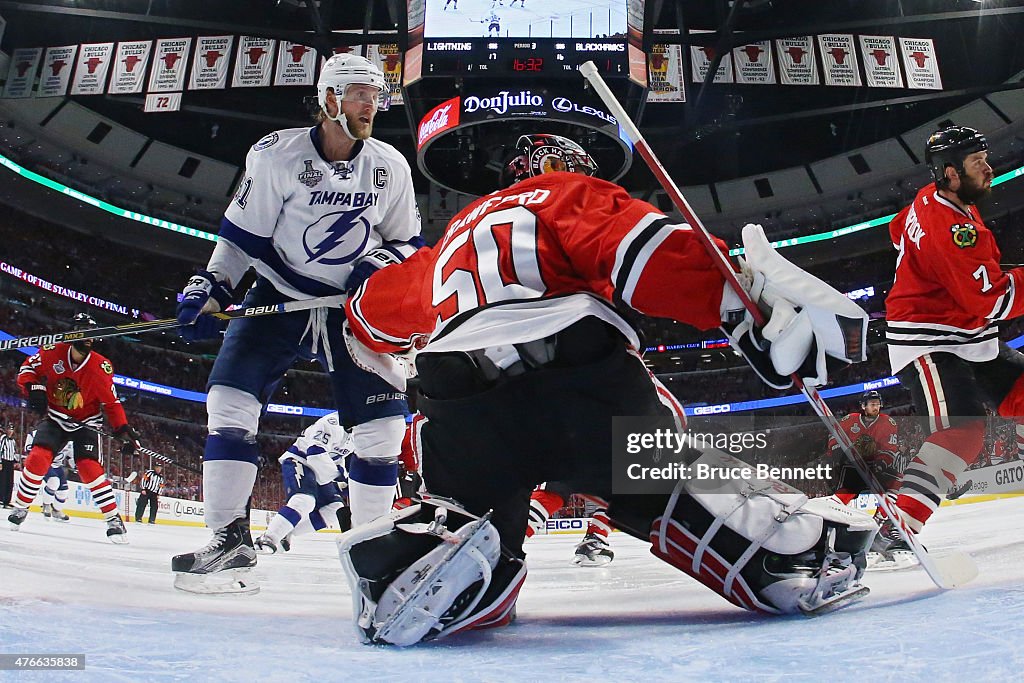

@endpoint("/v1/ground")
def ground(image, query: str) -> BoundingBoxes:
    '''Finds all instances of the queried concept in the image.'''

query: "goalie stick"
[579,61,977,590]
[0,294,347,352]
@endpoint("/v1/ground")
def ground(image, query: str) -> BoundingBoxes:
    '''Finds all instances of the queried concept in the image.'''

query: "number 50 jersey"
[347,172,729,355]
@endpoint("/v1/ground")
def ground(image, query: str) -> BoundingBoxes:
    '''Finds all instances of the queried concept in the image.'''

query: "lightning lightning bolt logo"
[302,207,371,265]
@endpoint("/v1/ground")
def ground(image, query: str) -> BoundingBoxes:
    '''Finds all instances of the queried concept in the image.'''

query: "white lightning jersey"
[218,126,421,300]
[24,430,74,467]
[279,412,354,485]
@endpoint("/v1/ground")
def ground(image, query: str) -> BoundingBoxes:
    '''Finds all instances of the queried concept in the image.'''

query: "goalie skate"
[797,554,870,616]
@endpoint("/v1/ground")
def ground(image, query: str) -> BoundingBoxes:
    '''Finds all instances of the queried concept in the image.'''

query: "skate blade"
[108,534,129,545]
[799,585,870,617]
[866,551,919,572]
[573,555,613,567]
[173,568,260,595]
[8,522,22,531]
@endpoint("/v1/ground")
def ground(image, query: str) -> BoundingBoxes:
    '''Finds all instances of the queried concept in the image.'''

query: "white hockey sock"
[349,480,396,527]
[265,512,298,543]
[202,460,258,530]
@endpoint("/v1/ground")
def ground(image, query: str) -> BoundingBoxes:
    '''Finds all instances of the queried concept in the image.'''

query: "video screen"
[424,0,627,39]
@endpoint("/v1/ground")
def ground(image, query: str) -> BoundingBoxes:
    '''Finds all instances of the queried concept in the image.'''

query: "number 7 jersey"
[347,172,729,355]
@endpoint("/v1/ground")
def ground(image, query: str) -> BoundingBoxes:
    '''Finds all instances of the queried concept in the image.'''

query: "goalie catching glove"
[337,496,525,646]
[721,224,869,390]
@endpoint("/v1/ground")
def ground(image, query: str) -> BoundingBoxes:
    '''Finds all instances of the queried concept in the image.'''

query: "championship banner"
[108,40,152,94]
[690,31,733,84]
[148,37,192,92]
[37,45,77,98]
[2,47,42,98]
[232,36,276,88]
[70,42,114,95]
[648,29,685,103]
[188,35,233,90]
[366,40,404,106]
[732,40,775,84]
[859,35,903,88]
[775,37,819,85]
[817,33,861,87]
[274,41,316,86]
[899,37,942,90]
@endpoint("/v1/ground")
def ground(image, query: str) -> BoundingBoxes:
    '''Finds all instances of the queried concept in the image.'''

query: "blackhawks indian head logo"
[53,378,84,411]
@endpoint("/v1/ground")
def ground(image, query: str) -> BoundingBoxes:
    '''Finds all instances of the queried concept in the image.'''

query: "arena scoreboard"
[421,38,631,78]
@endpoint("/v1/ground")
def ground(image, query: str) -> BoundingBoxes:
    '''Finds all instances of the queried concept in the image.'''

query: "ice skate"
[573,533,614,567]
[172,518,259,594]
[8,507,27,530]
[52,508,70,523]
[42,503,53,518]
[106,515,129,544]
[254,534,279,555]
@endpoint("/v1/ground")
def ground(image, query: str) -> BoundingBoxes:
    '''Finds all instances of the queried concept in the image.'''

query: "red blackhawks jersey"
[18,342,127,432]
[827,412,899,460]
[347,172,727,355]
[886,184,1024,373]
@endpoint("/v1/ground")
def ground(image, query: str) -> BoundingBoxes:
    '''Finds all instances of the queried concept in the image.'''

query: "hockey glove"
[115,424,142,457]
[176,270,233,342]
[27,384,48,415]
[345,248,402,294]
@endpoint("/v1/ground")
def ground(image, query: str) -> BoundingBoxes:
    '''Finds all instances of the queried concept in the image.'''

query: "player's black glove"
[27,384,48,415]
[115,424,142,457]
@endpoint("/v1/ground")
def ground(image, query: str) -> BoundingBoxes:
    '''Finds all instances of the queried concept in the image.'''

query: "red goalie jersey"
[886,184,1024,373]
[347,172,728,355]
[18,342,128,431]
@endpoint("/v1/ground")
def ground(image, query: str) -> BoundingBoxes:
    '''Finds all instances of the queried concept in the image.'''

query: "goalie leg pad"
[338,499,525,646]
[634,449,876,614]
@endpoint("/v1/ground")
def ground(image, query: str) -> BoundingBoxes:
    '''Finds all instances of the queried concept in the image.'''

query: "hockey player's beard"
[956,174,992,205]
[344,111,373,140]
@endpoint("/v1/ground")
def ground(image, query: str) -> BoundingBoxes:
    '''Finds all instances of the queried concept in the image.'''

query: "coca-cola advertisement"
[417,96,461,150]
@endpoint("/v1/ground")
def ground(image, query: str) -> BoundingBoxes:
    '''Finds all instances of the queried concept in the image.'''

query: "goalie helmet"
[499,134,598,188]
[925,124,987,188]
[316,53,390,115]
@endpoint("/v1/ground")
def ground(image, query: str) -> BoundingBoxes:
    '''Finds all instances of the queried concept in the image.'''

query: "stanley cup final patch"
[950,223,978,249]
[298,160,324,188]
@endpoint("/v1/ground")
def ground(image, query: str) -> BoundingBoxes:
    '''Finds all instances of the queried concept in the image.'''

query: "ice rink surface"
[2,497,1023,682]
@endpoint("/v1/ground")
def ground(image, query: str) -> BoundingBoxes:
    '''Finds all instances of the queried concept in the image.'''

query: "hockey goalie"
[338,134,876,646]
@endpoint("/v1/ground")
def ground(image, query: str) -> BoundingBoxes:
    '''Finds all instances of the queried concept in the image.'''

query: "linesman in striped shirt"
[135,465,165,524]
[0,424,18,508]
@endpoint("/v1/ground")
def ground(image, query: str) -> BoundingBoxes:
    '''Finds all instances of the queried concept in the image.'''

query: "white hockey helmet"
[317,53,391,115]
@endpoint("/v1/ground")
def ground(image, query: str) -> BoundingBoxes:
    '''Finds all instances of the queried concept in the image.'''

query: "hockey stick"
[579,61,977,590]
[59,416,201,474]
[0,294,347,352]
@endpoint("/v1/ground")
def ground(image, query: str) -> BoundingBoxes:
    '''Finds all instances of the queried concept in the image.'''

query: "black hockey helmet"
[499,134,598,189]
[72,312,98,330]
[925,123,988,188]
[860,390,882,406]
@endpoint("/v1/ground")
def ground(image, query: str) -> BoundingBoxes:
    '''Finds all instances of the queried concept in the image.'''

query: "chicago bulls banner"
[148,37,192,92]
[899,37,942,90]
[367,39,404,106]
[690,31,733,83]
[3,47,42,98]
[189,35,233,90]
[232,36,276,88]
[859,35,903,88]
[648,29,685,103]
[733,40,775,84]
[775,36,819,85]
[817,33,861,86]
[108,40,152,94]
[274,41,316,86]
[38,45,78,97]
[70,42,114,95]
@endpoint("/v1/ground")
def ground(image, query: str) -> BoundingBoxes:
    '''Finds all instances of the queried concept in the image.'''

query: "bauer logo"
[693,404,732,415]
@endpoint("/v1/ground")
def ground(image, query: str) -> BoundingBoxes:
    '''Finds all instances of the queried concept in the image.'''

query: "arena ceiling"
[1,0,1023,194]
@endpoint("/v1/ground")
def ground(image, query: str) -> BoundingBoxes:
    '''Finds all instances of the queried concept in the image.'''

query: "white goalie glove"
[342,321,417,392]
[721,224,869,389]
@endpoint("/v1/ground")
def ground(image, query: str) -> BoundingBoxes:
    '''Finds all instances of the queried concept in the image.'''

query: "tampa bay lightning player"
[254,412,354,555]
[172,53,421,594]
